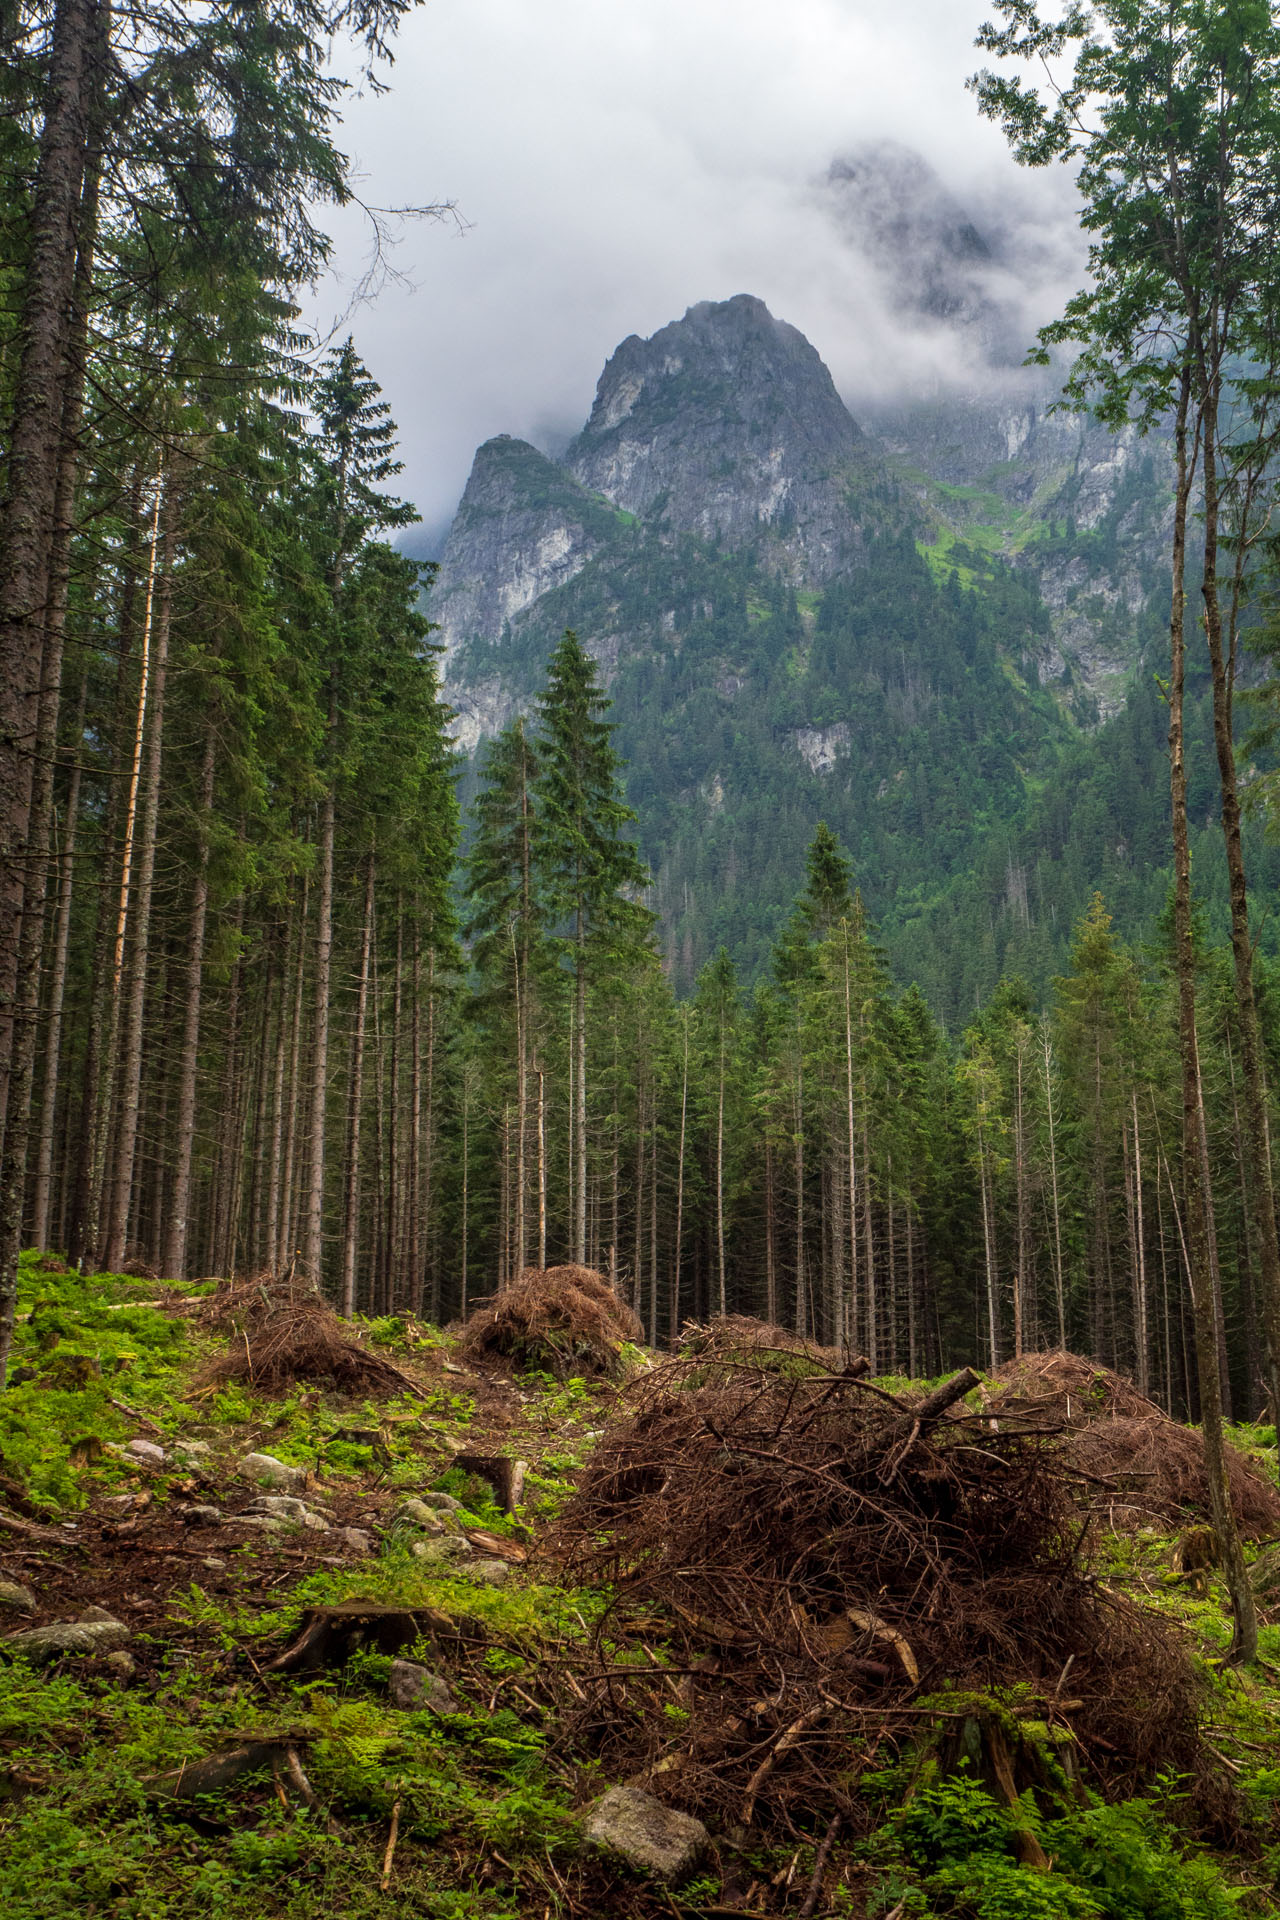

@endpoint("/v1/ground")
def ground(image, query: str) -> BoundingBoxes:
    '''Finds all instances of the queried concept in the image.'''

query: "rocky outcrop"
[566,294,872,579]
[431,437,623,671]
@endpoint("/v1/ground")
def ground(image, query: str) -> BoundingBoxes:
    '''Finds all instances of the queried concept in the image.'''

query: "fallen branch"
[380,1794,402,1890]
[797,1810,841,1920]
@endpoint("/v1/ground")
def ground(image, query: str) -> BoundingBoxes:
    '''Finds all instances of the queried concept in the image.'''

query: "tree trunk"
[1168,365,1256,1663]
[305,786,335,1283]
[672,1012,688,1346]
[1041,1021,1067,1347]
[340,855,375,1315]
[574,909,587,1263]
[715,1018,726,1316]
[1199,411,1280,1427]
[0,0,97,1183]
[31,663,87,1248]
[103,485,173,1273]
[163,724,216,1278]
[843,929,859,1355]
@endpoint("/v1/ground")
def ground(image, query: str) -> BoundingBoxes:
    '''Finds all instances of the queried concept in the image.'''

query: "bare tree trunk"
[715,1019,726,1316]
[1013,1033,1028,1356]
[671,1011,688,1346]
[842,929,859,1354]
[978,1119,999,1371]
[1199,419,1280,1427]
[163,724,216,1278]
[1041,1020,1067,1347]
[31,664,87,1247]
[340,855,375,1315]
[793,1029,805,1337]
[1168,366,1256,1663]
[102,487,173,1272]
[574,911,587,1263]
[305,786,335,1283]
[280,875,308,1261]
[537,1059,548,1267]
[265,947,288,1272]
[1131,1088,1150,1395]
[0,0,97,1208]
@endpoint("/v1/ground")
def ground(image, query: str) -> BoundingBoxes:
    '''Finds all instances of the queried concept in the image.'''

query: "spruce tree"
[534,630,651,1264]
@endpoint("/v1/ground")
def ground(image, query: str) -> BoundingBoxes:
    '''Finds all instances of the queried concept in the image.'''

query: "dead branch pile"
[459,1265,642,1379]
[197,1265,420,1399]
[678,1314,841,1374]
[546,1362,1201,1830]
[990,1351,1280,1539]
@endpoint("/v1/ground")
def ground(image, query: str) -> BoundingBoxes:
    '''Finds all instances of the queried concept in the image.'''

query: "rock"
[413,1491,463,1515]
[0,1579,37,1611]
[5,1607,131,1663]
[171,1439,211,1458]
[410,1536,471,1565]
[397,1498,450,1530]
[181,1505,223,1527]
[105,1650,136,1679]
[238,1452,305,1493]
[121,1439,166,1467]
[243,1494,330,1531]
[464,1557,511,1587]
[339,1527,374,1556]
[231,1514,287,1534]
[202,1557,227,1571]
[388,1659,459,1714]
[585,1783,708,1882]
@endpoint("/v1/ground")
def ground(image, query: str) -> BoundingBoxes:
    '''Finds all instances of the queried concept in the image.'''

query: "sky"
[312,0,1086,541]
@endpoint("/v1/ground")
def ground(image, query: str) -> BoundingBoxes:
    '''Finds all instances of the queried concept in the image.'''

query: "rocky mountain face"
[428,292,1180,1004]
[434,294,1168,725]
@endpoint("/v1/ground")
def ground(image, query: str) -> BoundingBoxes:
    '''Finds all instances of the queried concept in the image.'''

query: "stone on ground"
[238,1452,305,1493]
[5,1606,131,1662]
[584,1783,708,1882]
[388,1659,459,1713]
[0,1578,37,1611]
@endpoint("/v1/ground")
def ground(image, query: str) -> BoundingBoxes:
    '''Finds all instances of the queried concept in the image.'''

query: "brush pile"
[989,1351,1280,1538]
[548,1360,1201,1829]
[677,1313,840,1373]
[459,1265,642,1379]
[198,1264,420,1399]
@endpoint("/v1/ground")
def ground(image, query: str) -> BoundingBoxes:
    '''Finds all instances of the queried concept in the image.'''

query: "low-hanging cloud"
[313,0,1087,536]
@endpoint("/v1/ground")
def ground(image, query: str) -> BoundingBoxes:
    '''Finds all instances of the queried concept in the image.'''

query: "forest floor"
[3,1254,1280,1920]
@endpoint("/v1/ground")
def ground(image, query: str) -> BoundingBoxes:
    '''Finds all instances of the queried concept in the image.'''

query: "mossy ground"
[3,1253,1279,1918]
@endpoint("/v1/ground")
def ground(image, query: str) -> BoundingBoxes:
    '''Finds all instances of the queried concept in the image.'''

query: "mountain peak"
[565,293,867,567]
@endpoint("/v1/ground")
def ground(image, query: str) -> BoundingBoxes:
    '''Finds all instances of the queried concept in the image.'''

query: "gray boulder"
[584,1783,708,1882]
[0,1578,36,1611]
[243,1494,330,1531]
[465,1558,512,1587]
[388,1659,458,1714]
[238,1452,306,1493]
[121,1439,166,1468]
[5,1606,131,1663]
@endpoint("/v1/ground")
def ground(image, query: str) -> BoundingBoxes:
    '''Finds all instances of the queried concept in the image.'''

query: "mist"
[312,0,1087,534]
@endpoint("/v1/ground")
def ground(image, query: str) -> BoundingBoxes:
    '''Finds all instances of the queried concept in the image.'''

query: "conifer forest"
[14,4,1280,1915]
[11,0,1280,1418]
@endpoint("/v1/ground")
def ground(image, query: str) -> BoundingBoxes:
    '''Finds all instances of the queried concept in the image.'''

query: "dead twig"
[796,1810,842,1920]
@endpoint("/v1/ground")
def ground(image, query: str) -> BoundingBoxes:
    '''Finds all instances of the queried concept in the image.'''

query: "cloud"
[313,0,1086,532]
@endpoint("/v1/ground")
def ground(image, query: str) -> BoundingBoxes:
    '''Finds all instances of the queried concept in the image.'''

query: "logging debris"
[196,1263,421,1399]
[547,1359,1202,1829]
[459,1264,643,1380]
[989,1350,1280,1539]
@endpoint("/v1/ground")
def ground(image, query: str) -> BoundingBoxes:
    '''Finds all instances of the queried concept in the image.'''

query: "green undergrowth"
[6,1259,1280,1915]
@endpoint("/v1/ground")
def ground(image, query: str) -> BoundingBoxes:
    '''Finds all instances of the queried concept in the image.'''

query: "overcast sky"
[312,0,1085,538]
